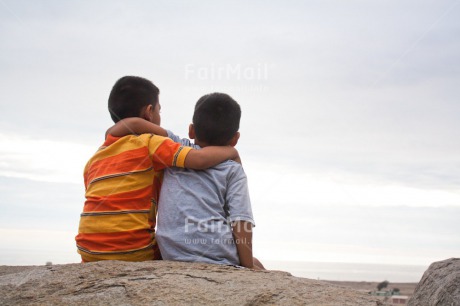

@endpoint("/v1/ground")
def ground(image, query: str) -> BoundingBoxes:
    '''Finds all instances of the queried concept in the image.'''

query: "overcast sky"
[1,0,459,276]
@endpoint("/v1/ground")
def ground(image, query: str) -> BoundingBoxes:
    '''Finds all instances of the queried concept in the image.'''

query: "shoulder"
[214,160,243,169]
[112,133,163,144]
[215,160,246,180]
[135,134,187,156]
[145,134,177,147]
[102,134,157,149]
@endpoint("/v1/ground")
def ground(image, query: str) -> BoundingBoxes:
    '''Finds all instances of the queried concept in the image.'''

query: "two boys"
[76,76,262,269]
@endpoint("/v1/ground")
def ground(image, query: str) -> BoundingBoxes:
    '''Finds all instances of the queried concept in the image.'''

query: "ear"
[142,105,153,121]
[229,132,240,147]
[188,124,196,139]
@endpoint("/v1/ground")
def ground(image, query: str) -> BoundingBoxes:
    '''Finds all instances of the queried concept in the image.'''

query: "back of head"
[108,76,159,123]
[193,93,241,146]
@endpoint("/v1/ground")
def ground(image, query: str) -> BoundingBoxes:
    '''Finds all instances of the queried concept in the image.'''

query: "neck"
[194,139,210,148]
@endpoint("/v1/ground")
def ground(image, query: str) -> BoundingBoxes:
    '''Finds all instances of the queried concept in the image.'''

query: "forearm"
[107,118,168,137]
[184,146,238,169]
[232,221,254,268]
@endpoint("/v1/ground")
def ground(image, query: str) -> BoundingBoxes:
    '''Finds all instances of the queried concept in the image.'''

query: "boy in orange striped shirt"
[75,76,239,262]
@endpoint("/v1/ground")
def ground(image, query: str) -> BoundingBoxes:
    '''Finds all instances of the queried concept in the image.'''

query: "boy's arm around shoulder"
[164,130,238,169]
[184,146,239,170]
[106,118,168,137]
[106,118,239,169]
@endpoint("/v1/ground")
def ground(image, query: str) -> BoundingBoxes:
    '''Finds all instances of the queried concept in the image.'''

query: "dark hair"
[192,93,241,145]
[108,76,159,123]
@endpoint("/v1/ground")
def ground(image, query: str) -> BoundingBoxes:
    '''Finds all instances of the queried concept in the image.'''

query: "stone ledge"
[0,260,381,305]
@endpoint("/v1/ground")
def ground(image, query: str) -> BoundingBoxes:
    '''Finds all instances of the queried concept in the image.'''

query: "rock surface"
[408,258,460,306]
[0,260,381,305]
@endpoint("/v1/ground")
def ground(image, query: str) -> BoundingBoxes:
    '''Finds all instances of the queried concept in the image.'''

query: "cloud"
[254,204,460,266]
[0,133,94,184]
[1,0,459,267]
[0,176,82,229]
[245,160,460,208]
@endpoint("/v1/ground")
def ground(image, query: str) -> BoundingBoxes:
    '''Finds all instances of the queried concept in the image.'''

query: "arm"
[225,166,256,268]
[106,118,168,137]
[232,221,254,269]
[184,146,239,169]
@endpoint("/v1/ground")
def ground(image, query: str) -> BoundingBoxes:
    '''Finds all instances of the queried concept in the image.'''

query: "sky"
[1,0,459,279]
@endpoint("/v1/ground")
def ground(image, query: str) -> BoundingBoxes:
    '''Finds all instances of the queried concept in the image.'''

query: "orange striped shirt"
[75,134,192,262]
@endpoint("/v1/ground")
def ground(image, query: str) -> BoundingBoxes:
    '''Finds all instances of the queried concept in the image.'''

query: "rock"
[0,260,381,305]
[408,258,460,306]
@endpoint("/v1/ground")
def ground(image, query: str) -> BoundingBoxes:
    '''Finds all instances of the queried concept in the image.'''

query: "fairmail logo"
[185,63,269,81]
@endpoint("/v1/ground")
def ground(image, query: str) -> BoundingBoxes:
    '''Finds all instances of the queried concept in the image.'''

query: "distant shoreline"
[325,280,418,299]
[264,260,426,283]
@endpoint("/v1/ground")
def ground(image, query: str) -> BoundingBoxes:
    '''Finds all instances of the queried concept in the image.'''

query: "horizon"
[1,0,459,275]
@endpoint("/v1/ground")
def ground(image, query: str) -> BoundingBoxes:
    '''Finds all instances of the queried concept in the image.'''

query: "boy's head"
[191,93,241,146]
[108,76,161,125]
